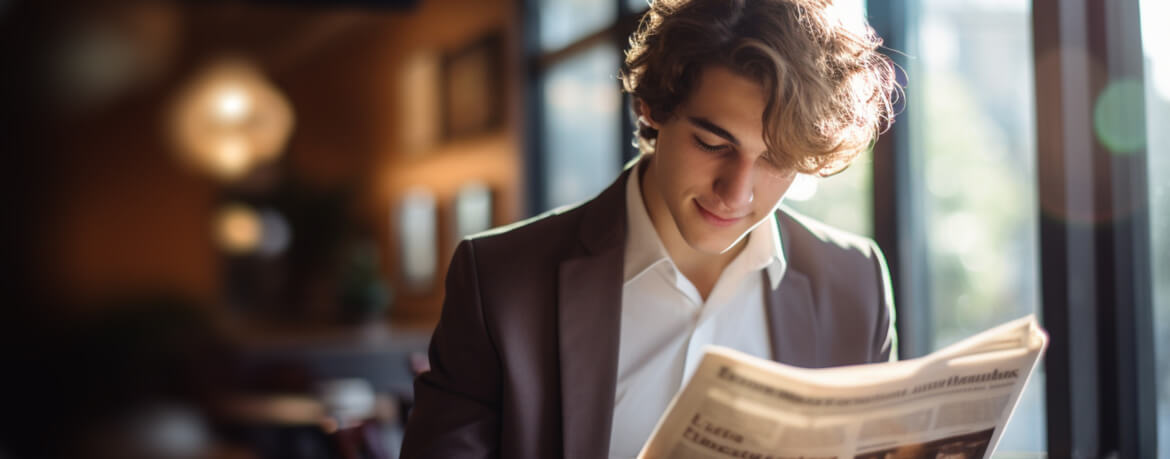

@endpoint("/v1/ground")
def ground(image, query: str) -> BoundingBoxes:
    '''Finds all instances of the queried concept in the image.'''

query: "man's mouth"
[694,199,746,227]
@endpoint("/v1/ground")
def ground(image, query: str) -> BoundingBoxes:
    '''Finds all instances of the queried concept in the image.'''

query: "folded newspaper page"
[638,315,1048,459]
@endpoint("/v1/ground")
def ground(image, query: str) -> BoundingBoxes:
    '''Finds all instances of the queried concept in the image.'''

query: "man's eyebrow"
[686,116,740,146]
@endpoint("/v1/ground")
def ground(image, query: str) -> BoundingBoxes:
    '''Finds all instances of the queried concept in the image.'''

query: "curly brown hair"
[621,0,900,176]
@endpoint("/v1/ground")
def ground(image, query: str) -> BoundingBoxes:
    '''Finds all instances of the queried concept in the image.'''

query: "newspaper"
[638,315,1048,459]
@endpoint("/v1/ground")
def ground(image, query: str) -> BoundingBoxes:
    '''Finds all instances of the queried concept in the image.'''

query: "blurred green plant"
[920,68,1037,349]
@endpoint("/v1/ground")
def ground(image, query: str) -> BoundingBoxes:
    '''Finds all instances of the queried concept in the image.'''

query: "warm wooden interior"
[18,0,524,330]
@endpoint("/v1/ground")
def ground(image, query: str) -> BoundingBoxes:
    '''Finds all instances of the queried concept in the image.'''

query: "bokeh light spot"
[257,209,292,257]
[214,203,262,254]
[1094,78,1148,155]
[169,57,294,181]
[214,86,251,124]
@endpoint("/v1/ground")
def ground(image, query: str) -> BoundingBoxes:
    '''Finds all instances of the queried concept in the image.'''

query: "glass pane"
[779,0,872,238]
[783,149,874,238]
[541,45,622,210]
[1140,0,1170,455]
[540,0,616,52]
[913,0,1044,453]
[627,0,648,13]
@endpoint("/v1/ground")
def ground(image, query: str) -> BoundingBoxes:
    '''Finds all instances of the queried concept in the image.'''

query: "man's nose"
[712,156,754,210]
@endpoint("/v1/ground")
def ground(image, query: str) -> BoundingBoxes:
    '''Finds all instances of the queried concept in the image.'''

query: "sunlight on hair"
[829,0,869,33]
[622,0,900,176]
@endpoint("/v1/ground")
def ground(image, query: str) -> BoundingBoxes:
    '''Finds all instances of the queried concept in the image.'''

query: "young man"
[401,0,899,457]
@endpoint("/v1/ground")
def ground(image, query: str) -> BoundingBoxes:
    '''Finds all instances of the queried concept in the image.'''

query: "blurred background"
[0,0,1166,458]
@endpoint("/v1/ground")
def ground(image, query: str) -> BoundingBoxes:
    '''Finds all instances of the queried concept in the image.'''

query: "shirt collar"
[623,159,673,284]
[740,207,787,291]
[622,158,787,289]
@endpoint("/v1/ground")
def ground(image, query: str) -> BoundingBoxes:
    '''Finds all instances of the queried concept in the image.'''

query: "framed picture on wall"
[441,32,504,139]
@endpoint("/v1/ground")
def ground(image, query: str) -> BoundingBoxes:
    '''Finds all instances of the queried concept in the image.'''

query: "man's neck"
[637,158,747,300]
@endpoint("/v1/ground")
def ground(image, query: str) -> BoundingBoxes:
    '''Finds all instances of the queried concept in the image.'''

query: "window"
[538,0,616,52]
[529,0,642,213]
[540,45,622,210]
[784,150,874,238]
[626,0,648,13]
[911,0,1044,452]
[1141,0,1170,455]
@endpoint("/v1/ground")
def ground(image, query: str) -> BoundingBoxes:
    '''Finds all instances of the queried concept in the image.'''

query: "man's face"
[641,65,797,255]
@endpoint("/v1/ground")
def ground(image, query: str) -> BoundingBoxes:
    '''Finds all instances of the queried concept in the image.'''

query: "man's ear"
[635,98,660,129]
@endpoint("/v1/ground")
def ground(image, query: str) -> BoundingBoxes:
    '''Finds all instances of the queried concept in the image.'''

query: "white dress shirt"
[607,162,788,458]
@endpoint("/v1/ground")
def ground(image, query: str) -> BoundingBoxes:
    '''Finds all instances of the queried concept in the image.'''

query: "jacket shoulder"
[774,205,887,312]
[775,204,880,264]
[464,202,588,259]
[776,205,895,364]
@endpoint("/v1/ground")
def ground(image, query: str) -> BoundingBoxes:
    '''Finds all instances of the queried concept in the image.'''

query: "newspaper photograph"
[638,315,1049,459]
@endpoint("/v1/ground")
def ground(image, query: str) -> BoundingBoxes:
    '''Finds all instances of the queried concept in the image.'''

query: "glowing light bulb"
[214,138,251,179]
[214,86,251,124]
[169,57,294,182]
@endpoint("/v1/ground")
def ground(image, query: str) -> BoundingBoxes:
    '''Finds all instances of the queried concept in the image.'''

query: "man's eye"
[693,136,727,152]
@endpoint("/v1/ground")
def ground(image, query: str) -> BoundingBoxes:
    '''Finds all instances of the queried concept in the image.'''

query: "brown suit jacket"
[400,167,896,459]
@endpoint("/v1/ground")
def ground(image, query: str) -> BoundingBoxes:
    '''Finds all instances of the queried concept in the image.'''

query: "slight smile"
[694,199,745,227]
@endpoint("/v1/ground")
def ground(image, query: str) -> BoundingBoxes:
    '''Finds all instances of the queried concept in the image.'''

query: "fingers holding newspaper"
[638,315,1048,459]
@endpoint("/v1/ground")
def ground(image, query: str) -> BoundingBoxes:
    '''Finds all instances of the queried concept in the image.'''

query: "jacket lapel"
[764,211,820,368]
[557,168,631,459]
[555,169,823,457]
[764,268,820,367]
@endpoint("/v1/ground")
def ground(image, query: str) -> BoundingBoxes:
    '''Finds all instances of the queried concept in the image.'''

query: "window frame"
[867,0,1160,455]
[521,0,642,215]
[1028,0,1158,456]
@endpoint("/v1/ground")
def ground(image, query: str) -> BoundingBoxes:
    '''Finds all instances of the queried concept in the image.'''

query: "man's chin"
[681,231,746,256]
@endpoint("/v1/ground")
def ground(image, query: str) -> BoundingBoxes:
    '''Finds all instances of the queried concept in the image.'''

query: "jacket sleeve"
[400,240,501,459]
[868,240,898,363]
